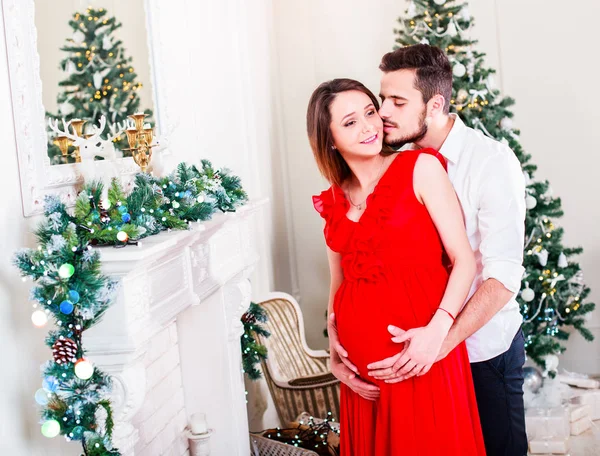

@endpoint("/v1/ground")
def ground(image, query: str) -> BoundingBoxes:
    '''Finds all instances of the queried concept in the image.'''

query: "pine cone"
[52,336,78,365]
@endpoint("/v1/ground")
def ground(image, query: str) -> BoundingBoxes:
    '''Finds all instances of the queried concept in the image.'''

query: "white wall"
[272,0,600,373]
[495,0,600,372]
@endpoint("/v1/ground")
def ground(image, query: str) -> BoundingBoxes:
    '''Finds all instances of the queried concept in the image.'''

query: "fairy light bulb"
[74,359,94,380]
[32,310,48,327]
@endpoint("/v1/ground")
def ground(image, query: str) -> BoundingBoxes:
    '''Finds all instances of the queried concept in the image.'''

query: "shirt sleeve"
[477,149,526,293]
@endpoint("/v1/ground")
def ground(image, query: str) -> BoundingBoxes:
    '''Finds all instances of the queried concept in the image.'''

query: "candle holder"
[52,118,86,162]
[184,427,213,456]
[123,112,154,173]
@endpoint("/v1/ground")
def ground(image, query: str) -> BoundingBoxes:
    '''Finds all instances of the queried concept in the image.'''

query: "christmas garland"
[241,302,270,380]
[13,161,247,455]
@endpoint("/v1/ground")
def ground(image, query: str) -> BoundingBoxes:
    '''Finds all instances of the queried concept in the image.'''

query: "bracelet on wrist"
[435,307,456,322]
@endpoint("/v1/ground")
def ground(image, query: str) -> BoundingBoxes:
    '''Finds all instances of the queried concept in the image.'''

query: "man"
[327,44,527,455]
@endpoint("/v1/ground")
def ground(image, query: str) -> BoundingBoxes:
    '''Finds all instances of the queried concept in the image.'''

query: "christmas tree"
[394,0,594,368]
[47,6,153,164]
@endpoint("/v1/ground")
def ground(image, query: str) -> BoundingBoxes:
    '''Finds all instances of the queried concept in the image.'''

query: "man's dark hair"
[379,44,453,114]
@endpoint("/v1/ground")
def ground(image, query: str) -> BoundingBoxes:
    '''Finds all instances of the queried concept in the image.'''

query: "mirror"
[35,1,156,165]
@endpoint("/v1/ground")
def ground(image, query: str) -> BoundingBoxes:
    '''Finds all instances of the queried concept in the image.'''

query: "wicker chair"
[255,292,341,426]
[249,434,319,456]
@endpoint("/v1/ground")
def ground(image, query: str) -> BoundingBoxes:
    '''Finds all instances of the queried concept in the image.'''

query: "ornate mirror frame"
[3,0,172,216]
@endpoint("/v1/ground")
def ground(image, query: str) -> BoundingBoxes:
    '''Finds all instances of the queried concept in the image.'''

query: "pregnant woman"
[307,78,485,455]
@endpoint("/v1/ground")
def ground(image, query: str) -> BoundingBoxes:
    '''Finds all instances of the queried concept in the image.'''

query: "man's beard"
[384,109,428,149]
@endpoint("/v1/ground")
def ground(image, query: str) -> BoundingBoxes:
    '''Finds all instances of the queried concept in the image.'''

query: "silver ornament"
[523,366,544,394]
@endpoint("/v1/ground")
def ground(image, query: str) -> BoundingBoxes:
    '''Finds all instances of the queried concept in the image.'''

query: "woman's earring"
[331,145,336,150]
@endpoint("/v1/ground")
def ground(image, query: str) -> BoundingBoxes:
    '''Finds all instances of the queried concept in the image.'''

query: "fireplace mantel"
[83,199,266,455]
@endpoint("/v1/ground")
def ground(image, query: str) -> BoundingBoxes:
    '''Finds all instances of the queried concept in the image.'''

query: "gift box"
[570,389,600,420]
[529,437,569,454]
[569,404,591,422]
[570,415,592,436]
[557,374,600,389]
[525,406,570,440]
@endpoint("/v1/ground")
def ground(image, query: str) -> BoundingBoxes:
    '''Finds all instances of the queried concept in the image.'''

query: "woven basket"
[249,434,319,456]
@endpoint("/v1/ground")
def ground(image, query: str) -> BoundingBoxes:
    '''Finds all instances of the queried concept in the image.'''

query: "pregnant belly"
[333,267,447,380]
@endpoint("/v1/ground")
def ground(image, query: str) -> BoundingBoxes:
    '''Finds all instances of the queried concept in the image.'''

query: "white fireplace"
[83,200,266,455]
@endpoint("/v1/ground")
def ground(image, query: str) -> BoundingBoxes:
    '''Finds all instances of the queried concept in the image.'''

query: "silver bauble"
[523,366,544,394]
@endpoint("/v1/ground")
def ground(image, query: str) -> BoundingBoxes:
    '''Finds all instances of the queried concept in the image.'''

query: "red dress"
[313,149,486,456]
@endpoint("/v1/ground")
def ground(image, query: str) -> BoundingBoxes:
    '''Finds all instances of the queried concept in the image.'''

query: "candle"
[190,413,207,435]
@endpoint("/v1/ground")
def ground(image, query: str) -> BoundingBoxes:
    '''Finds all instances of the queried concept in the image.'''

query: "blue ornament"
[91,210,100,220]
[42,376,59,393]
[68,290,80,303]
[59,300,74,315]
[121,213,131,223]
[184,190,192,198]
[35,388,49,405]
[71,425,85,440]
[118,205,128,214]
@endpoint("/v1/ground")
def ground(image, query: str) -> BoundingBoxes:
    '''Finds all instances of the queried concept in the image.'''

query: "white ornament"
[434,0,447,5]
[102,35,113,50]
[486,73,496,91]
[526,195,537,210]
[420,37,430,45]
[197,194,205,204]
[32,310,48,327]
[558,252,568,268]
[453,63,466,78]
[94,25,110,36]
[93,72,102,89]
[536,249,549,267]
[521,287,535,302]
[407,2,417,18]
[461,7,471,21]
[72,30,85,45]
[59,102,75,116]
[446,21,458,37]
[74,359,94,380]
[64,60,76,75]
[543,354,559,377]
[500,117,513,131]
[92,68,111,90]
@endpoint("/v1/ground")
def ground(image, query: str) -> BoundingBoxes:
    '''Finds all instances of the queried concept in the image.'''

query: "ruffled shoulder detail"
[312,185,352,253]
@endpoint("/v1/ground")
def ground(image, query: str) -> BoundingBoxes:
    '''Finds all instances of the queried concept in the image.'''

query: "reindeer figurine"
[48,115,127,206]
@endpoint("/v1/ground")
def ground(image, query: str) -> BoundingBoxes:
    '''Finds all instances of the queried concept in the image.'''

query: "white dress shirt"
[403,114,526,362]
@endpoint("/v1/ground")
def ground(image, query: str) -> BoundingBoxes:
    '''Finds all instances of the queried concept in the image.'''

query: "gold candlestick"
[125,113,154,173]
[55,135,70,158]
[69,119,86,162]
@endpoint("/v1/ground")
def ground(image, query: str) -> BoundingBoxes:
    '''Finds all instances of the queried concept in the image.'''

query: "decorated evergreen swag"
[14,160,247,455]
